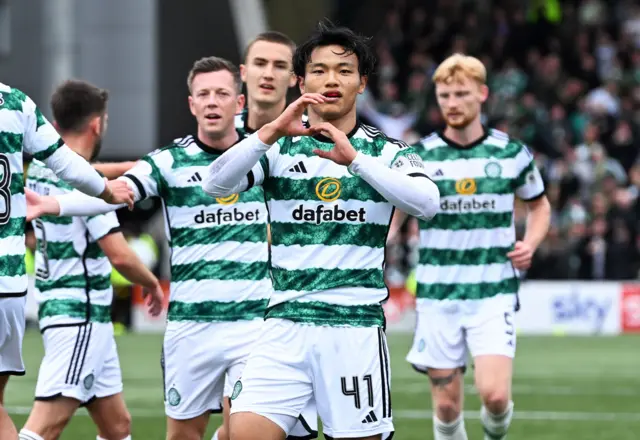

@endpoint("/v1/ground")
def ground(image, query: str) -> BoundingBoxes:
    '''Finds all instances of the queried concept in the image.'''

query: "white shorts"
[0,296,26,376]
[407,294,517,371]
[162,319,264,420]
[230,319,394,439]
[35,322,122,404]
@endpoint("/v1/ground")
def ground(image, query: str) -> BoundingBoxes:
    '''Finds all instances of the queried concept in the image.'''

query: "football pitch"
[7,331,640,439]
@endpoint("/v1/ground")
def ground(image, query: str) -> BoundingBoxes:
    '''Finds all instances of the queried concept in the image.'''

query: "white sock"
[212,428,220,440]
[433,414,468,440]
[481,401,514,440]
[19,429,45,440]
[97,436,131,440]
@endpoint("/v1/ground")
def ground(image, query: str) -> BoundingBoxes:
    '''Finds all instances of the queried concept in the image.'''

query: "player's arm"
[22,96,131,204]
[507,145,551,270]
[387,210,409,244]
[26,157,161,220]
[93,161,137,179]
[202,93,325,197]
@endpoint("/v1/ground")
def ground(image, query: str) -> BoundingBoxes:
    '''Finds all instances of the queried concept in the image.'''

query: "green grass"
[7,331,640,439]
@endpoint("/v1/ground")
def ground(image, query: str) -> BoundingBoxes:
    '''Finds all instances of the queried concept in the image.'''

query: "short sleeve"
[123,154,164,200]
[84,211,121,242]
[513,144,545,201]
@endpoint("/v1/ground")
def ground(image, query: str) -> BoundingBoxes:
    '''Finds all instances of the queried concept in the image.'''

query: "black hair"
[50,80,108,133]
[292,19,376,78]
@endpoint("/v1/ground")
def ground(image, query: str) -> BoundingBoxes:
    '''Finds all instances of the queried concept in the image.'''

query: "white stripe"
[0,108,25,133]
[419,227,515,250]
[270,153,351,178]
[30,122,61,154]
[0,274,27,292]
[35,288,113,306]
[0,235,24,257]
[416,262,515,285]
[272,244,383,270]
[269,287,388,306]
[268,199,393,225]
[430,157,519,179]
[6,407,639,422]
[172,241,268,265]
[439,193,515,213]
[167,202,268,228]
[169,279,272,303]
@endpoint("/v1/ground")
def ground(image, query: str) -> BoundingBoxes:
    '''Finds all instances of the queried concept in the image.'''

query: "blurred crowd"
[349,0,640,281]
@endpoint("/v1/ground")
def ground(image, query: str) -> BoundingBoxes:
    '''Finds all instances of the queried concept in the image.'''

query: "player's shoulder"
[485,128,532,158]
[27,158,72,190]
[356,123,412,160]
[146,134,196,159]
[0,83,32,112]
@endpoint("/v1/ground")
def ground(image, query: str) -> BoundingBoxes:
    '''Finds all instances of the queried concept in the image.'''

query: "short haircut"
[432,53,487,85]
[50,80,108,133]
[244,31,296,62]
[292,19,376,78]
[187,56,242,94]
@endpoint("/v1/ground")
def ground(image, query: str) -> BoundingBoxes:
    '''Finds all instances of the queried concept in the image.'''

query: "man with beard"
[401,54,551,440]
[19,80,163,440]
[202,21,440,440]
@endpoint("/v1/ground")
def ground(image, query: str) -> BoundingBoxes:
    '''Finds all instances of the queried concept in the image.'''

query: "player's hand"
[259,94,326,143]
[311,122,358,166]
[144,282,164,317]
[507,240,534,270]
[25,188,60,221]
[100,178,134,209]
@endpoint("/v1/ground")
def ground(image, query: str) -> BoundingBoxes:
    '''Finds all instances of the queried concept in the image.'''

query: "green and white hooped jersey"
[247,123,427,327]
[123,133,271,323]
[0,83,65,296]
[413,128,545,302]
[27,160,119,330]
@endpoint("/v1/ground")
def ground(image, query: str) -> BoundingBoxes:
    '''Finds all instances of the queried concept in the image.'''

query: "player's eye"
[311,69,324,74]
[340,69,352,74]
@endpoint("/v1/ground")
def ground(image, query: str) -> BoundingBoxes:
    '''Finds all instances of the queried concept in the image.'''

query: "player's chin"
[314,104,346,121]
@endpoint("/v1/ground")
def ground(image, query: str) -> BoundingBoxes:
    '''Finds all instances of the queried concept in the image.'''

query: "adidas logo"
[187,172,203,183]
[288,161,307,173]
[433,169,444,177]
[362,410,378,424]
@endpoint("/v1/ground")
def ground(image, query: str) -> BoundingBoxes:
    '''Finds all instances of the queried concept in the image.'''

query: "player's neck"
[307,108,357,134]
[197,127,239,151]
[62,134,92,161]
[247,100,286,131]
[443,119,484,147]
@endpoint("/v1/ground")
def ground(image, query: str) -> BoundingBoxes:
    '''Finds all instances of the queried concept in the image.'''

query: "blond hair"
[432,53,486,85]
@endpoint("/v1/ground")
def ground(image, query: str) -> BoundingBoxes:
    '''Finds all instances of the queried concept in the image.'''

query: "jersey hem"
[0,290,27,298]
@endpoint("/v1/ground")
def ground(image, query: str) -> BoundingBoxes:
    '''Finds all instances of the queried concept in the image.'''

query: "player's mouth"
[259,83,275,92]
[322,91,342,102]
[205,113,222,122]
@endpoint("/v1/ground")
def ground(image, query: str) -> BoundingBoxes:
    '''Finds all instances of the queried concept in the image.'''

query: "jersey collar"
[438,126,489,150]
[309,120,361,143]
[193,130,244,155]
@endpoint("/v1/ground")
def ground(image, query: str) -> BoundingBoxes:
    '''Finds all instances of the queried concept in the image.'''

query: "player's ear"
[236,93,246,114]
[240,64,247,82]
[89,115,101,137]
[188,95,196,117]
[358,75,368,94]
[288,71,297,88]
[52,120,60,131]
[479,83,489,103]
[298,76,306,94]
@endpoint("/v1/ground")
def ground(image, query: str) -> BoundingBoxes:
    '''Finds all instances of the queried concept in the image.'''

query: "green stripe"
[270,221,388,247]
[171,260,269,283]
[0,217,24,239]
[280,136,385,158]
[266,301,385,327]
[265,176,384,203]
[84,242,106,260]
[419,246,511,266]
[167,299,268,322]
[271,267,384,293]
[39,214,74,225]
[0,254,26,278]
[171,223,267,248]
[437,177,513,197]
[140,156,167,196]
[38,299,111,323]
[164,185,265,207]
[36,273,111,292]
[26,175,73,191]
[40,241,79,260]
[417,140,522,162]
[35,107,48,129]
[0,132,23,155]
[420,212,512,231]
[1,88,27,111]
[10,172,24,195]
[416,277,519,300]
[514,160,535,188]
[32,138,64,161]
[169,147,219,168]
